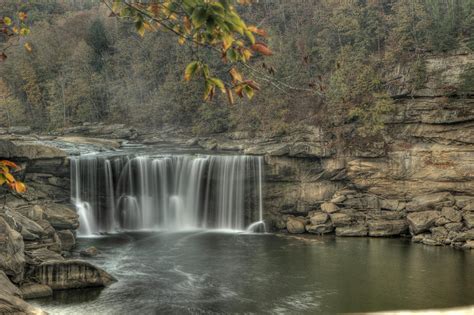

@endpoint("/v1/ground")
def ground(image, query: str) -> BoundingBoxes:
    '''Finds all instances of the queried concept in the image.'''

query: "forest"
[0,0,472,136]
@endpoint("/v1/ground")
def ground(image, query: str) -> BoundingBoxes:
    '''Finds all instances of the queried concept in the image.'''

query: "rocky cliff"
[0,140,116,314]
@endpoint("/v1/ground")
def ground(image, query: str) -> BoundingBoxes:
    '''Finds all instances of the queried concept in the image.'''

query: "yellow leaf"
[24,42,32,53]
[143,21,154,32]
[222,34,234,51]
[3,172,14,182]
[242,48,253,61]
[20,27,30,36]
[229,67,242,84]
[4,17,12,26]
[13,181,26,193]
[18,12,27,21]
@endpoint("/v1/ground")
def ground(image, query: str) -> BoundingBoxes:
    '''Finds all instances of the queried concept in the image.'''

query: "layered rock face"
[264,53,474,249]
[0,140,116,312]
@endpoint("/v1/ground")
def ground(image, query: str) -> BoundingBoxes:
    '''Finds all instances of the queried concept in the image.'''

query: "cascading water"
[70,154,264,236]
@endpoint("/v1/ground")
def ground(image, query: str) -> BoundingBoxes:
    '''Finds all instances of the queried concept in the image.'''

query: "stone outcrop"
[42,203,79,230]
[0,217,25,283]
[0,140,116,313]
[286,217,306,234]
[0,271,47,315]
[407,211,441,234]
[34,260,117,289]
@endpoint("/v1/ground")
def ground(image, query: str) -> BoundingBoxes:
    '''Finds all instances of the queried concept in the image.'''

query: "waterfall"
[70,154,264,235]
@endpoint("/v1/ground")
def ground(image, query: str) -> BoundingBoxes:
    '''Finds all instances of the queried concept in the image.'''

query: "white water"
[71,154,264,236]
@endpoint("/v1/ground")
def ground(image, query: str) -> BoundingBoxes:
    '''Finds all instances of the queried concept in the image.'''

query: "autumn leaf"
[225,87,234,105]
[243,80,260,91]
[18,12,27,21]
[0,160,19,169]
[251,42,273,56]
[248,25,268,37]
[13,181,26,193]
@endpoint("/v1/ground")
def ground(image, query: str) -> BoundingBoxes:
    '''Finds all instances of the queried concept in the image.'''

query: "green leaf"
[209,77,225,92]
[136,20,145,37]
[226,49,238,62]
[244,30,255,44]
[191,6,207,28]
[112,0,122,12]
[243,85,254,99]
[202,64,210,78]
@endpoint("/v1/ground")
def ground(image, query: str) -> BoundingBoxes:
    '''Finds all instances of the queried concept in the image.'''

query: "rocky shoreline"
[0,140,116,314]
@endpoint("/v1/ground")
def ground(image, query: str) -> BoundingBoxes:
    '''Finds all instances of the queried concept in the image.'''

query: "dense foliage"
[0,0,472,135]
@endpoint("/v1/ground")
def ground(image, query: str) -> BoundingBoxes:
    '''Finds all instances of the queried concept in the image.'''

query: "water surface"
[33,232,474,314]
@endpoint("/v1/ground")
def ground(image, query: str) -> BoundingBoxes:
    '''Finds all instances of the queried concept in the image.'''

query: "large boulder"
[0,217,25,283]
[26,248,65,264]
[368,220,408,237]
[286,217,306,234]
[20,283,53,299]
[320,202,339,214]
[463,212,474,229]
[0,271,47,315]
[309,212,329,225]
[43,203,79,230]
[452,229,474,242]
[306,221,334,234]
[407,211,441,234]
[7,210,46,240]
[34,260,117,289]
[0,140,66,160]
[14,205,44,222]
[406,193,454,211]
[57,229,76,251]
[455,196,474,209]
[441,207,462,223]
[329,213,352,227]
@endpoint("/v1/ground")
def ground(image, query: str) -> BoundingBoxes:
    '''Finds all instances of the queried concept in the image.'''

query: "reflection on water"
[32,233,474,314]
